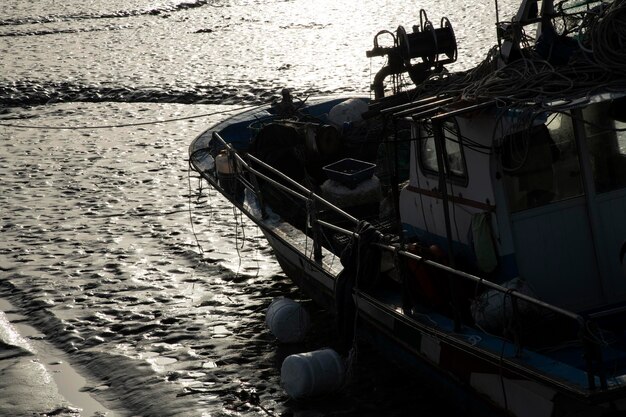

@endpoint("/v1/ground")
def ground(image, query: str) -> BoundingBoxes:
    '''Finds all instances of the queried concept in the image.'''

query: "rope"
[407,0,626,115]
[343,229,363,383]
[0,103,262,130]
[187,161,205,255]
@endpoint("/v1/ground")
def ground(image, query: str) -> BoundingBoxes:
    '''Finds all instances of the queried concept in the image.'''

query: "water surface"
[0,1,518,415]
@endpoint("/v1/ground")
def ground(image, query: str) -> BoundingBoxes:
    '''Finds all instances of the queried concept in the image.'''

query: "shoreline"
[0,297,122,417]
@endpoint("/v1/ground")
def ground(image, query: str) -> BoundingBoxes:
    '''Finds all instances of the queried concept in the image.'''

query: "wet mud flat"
[0,297,119,417]
[0,102,291,416]
[0,0,514,412]
[0,0,520,417]
[0,102,453,417]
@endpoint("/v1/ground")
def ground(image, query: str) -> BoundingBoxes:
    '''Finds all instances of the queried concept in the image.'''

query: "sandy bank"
[0,298,121,417]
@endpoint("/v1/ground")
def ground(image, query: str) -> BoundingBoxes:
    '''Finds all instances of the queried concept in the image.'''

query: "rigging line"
[304,196,311,258]
[232,203,244,278]
[0,102,263,130]
[500,292,511,413]
[253,222,262,278]
[188,160,205,255]
[228,153,248,253]
[414,125,432,236]
[318,226,337,268]
[348,132,493,154]
[556,109,626,132]
[234,201,247,250]
[442,121,464,244]
[204,174,215,228]
[448,180,462,245]
[345,224,364,382]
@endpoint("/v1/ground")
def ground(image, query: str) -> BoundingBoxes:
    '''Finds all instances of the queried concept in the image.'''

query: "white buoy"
[328,98,368,127]
[265,298,310,344]
[215,150,237,175]
[470,277,539,332]
[280,348,345,399]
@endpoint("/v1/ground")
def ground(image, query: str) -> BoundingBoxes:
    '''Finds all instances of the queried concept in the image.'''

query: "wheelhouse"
[398,94,626,312]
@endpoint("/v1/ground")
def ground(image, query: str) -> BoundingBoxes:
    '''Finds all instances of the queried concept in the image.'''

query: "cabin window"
[582,100,626,193]
[501,113,584,212]
[418,119,467,184]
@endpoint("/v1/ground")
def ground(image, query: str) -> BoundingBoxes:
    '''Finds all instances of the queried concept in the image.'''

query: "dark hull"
[189,97,626,417]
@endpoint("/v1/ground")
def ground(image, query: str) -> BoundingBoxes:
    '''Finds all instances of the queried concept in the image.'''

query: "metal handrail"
[317,220,581,322]
[212,131,360,224]
[207,130,605,389]
[210,131,584,321]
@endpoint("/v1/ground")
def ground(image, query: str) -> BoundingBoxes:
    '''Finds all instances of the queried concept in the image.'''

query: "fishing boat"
[189,0,626,415]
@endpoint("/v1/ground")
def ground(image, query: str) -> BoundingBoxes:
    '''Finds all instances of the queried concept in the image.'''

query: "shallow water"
[1,1,518,416]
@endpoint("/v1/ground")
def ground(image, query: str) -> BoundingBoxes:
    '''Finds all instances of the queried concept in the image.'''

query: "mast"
[499,0,555,64]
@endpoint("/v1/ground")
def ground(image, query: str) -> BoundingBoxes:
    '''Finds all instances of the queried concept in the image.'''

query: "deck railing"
[203,130,609,392]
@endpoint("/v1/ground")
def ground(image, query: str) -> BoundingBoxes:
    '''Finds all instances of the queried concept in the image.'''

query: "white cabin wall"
[457,114,517,260]
[399,112,519,280]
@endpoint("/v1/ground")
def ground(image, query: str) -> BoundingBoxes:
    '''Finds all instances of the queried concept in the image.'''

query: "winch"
[366,9,457,99]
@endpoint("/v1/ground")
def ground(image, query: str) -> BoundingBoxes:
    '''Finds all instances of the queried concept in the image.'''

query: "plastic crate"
[322,158,376,188]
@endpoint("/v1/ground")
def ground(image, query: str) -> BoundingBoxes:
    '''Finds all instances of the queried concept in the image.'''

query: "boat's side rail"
[210,130,360,221]
[210,132,579,315]
[208,130,609,391]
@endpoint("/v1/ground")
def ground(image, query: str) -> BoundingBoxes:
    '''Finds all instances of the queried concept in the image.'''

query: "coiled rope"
[410,0,626,113]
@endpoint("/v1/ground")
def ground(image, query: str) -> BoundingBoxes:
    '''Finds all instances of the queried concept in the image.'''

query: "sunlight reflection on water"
[0,0,519,106]
[0,0,521,415]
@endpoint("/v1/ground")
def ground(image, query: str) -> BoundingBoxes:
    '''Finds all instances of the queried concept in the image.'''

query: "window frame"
[417,118,469,187]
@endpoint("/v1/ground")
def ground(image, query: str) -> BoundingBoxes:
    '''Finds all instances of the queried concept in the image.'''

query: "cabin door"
[502,112,605,311]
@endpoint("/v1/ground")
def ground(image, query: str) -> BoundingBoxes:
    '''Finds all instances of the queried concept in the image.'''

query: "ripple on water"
[0,0,515,411]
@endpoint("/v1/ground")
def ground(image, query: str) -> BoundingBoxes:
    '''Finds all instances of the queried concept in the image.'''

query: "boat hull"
[264,227,625,417]
[261,229,336,310]
[189,97,626,417]
[261,217,615,417]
